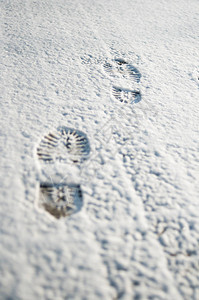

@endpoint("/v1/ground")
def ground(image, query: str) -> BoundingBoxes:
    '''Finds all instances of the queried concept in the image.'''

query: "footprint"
[37,126,90,164]
[39,182,82,219]
[104,57,142,104]
[104,58,141,83]
[36,126,90,218]
[112,86,141,104]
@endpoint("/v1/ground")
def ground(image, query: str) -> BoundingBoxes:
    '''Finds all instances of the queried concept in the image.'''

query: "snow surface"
[1,0,199,299]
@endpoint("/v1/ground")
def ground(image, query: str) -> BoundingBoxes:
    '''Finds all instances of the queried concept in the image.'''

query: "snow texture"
[1,0,199,299]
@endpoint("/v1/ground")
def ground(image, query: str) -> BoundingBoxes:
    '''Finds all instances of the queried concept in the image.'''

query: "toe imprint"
[37,127,90,164]
[104,58,141,83]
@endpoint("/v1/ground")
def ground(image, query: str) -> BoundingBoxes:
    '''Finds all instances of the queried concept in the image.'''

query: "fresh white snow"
[1,0,199,299]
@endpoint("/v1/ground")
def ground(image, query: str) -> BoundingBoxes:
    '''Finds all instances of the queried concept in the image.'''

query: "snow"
[1,0,199,299]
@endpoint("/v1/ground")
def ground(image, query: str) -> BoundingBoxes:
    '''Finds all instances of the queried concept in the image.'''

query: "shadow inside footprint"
[39,182,83,219]
[112,86,141,104]
[37,127,90,164]
[114,58,128,65]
